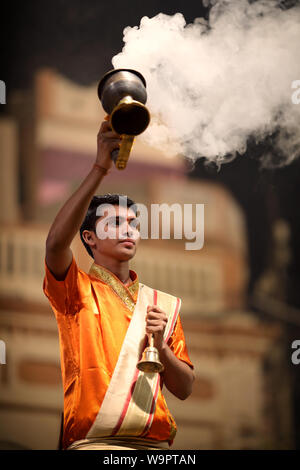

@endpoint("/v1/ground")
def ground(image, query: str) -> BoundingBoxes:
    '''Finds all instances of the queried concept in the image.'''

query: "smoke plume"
[112,0,300,168]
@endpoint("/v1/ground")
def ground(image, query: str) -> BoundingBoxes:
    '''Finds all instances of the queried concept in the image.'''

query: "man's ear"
[82,230,97,249]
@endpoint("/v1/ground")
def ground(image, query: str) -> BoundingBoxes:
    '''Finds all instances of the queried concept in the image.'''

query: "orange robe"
[43,254,193,449]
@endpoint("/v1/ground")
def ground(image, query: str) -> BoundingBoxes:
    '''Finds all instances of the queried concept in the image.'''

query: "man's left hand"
[145,305,168,351]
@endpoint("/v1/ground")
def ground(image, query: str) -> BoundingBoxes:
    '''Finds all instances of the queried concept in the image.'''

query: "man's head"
[80,194,140,261]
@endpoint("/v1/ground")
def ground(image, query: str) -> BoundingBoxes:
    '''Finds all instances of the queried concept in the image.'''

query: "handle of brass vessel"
[111,135,135,170]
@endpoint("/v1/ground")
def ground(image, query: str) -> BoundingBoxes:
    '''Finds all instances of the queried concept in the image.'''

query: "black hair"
[79,193,137,258]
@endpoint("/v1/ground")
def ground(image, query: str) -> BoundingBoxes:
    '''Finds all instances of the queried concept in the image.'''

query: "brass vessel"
[97,69,150,170]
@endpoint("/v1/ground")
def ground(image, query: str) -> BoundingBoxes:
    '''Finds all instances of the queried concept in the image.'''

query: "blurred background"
[0,0,300,450]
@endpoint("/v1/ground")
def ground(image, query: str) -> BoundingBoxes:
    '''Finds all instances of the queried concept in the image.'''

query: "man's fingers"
[146,325,165,334]
[98,120,121,140]
[147,314,168,323]
[146,309,168,321]
[103,139,122,146]
[101,131,122,140]
[105,143,121,154]
[146,319,166,327]
[98,120,112,134]
[147,305,164,313]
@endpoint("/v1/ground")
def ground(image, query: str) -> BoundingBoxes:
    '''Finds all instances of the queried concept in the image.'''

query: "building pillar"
[0,118,20,223]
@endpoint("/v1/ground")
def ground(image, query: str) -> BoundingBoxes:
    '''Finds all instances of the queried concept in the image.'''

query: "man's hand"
[145,305,168,351]
[96,117,122,170]
[145,304,195,400]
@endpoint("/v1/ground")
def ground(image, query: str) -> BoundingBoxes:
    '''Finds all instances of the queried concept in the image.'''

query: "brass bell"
[137,334,164,374]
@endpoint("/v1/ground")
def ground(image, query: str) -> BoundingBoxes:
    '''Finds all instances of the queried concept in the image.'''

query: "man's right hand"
[96,117,122,170]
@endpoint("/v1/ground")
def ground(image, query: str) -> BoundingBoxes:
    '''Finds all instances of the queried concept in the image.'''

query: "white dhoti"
[67,436,169,450]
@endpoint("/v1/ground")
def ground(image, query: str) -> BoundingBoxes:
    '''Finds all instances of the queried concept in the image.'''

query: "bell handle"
[148,333,154,348]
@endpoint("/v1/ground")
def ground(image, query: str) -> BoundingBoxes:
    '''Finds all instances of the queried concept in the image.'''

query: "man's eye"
[130,220,140,231]
[108,219,120,227]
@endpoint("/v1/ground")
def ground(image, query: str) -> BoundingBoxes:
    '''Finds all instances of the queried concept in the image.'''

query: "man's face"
[83,204,140,261]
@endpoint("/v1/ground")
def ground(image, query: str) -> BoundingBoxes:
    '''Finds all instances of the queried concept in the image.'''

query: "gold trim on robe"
[88,262,139,313]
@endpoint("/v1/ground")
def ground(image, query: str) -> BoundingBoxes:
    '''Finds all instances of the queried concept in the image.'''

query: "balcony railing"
[0,225,48,303]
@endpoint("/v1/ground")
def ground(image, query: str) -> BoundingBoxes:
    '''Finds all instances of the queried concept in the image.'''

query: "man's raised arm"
[45,120,121,280]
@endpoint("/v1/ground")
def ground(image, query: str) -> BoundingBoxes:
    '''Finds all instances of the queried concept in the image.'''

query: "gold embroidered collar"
[88,262,139,313]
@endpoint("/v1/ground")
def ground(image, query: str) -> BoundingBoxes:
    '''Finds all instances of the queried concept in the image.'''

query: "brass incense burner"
[97,69,150,170]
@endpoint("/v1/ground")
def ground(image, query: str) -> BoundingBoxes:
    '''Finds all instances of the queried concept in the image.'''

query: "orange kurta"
[43,254,193,449]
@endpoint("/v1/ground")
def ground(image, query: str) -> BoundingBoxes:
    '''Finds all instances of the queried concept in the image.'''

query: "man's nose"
[125,225,133,237]
[120,221,133,237]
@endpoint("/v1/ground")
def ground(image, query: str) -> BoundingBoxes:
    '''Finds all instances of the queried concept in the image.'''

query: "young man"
[43,119,195,450]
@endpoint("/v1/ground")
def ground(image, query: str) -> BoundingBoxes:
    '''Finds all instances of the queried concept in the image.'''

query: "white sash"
[86,283,180,439]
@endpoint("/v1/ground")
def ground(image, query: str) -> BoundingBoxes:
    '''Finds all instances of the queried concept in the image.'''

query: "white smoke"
[112,0,300,168]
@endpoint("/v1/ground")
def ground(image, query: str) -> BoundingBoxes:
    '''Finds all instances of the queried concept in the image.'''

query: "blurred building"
[0,69,294,449]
